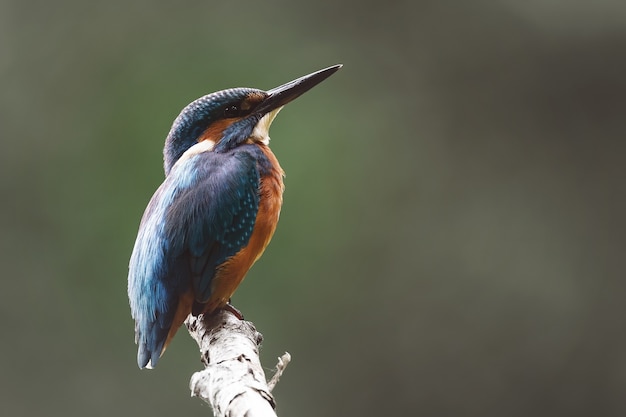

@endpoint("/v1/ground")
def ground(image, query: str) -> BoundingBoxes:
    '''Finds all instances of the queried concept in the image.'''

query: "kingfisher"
[128,64,342,369]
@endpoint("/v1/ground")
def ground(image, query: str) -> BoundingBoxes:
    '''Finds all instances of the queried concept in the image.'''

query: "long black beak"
[255,64,342,115]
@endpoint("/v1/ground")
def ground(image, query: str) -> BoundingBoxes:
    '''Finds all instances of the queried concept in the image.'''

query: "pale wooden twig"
[185,310,286,417]
[268,352,291,392]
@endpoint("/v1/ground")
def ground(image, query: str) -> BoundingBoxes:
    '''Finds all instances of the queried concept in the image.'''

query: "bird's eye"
[224,105,240,118]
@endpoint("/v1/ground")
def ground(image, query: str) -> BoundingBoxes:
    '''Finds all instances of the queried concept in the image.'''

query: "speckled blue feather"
[128,144,265,369]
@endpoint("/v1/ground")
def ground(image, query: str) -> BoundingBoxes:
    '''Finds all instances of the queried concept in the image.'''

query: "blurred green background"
[2,0,625,416]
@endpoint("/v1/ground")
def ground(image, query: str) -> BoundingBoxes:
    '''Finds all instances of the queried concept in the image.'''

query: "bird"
[128,64,342,369]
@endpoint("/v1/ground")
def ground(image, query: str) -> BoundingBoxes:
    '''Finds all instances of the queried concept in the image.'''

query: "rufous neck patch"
[197,117,242,144]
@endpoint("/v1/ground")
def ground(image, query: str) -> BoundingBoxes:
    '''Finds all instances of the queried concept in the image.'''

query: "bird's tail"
[135,292,194,369]
[135,321,168,369]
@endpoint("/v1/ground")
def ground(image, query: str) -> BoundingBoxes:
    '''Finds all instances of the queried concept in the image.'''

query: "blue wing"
[128,148,260,368]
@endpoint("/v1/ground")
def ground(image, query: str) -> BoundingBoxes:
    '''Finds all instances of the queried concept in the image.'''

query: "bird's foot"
[222,302,244,320]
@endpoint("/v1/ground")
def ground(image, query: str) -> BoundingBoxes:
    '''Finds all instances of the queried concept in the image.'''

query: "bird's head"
[163,64,342,175]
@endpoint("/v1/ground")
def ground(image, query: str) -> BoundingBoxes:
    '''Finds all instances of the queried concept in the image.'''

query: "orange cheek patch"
[198,117,242,143]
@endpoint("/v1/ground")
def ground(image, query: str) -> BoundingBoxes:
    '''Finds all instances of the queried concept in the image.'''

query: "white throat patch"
[250,107,283,145]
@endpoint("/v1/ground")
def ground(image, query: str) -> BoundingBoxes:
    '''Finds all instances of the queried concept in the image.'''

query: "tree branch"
[185,310,288,417]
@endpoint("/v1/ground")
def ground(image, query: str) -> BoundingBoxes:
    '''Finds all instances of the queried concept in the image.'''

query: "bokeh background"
[2,1,625,416]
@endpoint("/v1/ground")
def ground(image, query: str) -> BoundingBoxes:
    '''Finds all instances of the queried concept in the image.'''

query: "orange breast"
[203,144,285,313]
